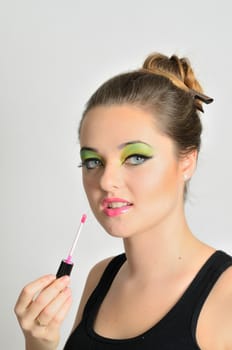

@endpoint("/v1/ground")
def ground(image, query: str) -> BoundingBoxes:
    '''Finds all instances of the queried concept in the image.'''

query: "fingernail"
[47,274,56,280]
[64,287,72,296]
[60,275,70,282]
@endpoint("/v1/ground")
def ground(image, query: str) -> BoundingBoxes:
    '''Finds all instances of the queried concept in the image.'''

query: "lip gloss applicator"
[56,214,87,278]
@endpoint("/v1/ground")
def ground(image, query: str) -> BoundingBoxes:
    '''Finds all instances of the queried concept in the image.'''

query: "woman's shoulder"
[70,255,116,331]
[84,255,117,290]
[197,260,232,349]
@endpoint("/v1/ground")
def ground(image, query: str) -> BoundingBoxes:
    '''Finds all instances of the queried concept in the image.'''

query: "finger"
[28,276,70,321]
[50,294,73,329]
[14,275,56,317]
[39,295,72,343]
[36,287,72,326]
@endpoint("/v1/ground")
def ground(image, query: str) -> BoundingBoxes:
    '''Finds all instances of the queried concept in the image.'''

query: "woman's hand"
[14,274,72,350]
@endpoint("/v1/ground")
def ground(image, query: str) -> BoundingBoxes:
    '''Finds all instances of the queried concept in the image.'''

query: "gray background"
[1,1,232,349]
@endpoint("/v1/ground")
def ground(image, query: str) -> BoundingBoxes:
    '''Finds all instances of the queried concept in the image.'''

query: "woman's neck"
[122,215,211,284]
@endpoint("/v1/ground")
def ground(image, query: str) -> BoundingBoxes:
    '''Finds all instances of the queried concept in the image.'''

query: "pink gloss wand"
[56,214,87,278]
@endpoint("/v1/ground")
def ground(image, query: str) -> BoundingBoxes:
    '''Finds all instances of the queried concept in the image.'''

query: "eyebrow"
[80,140,151,153]
[80,146,98,153]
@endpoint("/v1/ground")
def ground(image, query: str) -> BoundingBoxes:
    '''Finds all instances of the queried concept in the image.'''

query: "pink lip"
[102,197,133,217]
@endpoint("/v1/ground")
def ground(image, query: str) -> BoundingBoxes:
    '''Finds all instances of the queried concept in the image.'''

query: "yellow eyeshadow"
[120,143,154,163]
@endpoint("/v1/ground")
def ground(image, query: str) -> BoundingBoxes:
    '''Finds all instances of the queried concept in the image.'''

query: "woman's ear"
[180,149,198,181]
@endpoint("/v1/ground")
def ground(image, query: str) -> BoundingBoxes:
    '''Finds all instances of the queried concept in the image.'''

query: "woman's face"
[79,105,191,238]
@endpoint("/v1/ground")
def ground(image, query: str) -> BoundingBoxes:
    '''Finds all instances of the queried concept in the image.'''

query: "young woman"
[15,52,232,350]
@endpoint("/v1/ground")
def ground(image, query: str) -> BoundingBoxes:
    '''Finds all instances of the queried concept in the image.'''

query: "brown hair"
[79,53,208,158]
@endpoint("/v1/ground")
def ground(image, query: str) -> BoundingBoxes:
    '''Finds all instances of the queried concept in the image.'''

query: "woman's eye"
[80,158,103,170]
[124,154,151,165]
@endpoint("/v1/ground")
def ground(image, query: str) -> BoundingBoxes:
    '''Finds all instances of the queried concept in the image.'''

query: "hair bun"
[142,52,207,111]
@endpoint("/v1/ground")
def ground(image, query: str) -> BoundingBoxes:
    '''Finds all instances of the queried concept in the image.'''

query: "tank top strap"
[82,253,127,321]
[191,250,232,341]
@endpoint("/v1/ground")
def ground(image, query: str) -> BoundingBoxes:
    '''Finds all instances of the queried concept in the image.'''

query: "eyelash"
[78,158,103,170]
[124,154,152,165]
[79,154,152,170]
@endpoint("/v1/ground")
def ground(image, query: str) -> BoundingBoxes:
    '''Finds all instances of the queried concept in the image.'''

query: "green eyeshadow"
[80,149,102,161]
[120,142,154,163]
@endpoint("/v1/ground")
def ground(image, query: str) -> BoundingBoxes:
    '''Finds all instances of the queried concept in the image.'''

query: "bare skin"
[14,275,72,350]
[15,104,232,350]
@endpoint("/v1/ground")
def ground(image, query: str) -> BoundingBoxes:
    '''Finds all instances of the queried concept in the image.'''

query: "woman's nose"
[99,162,124,192]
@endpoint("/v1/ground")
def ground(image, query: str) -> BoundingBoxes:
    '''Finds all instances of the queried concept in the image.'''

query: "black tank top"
[64,251,232,350]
